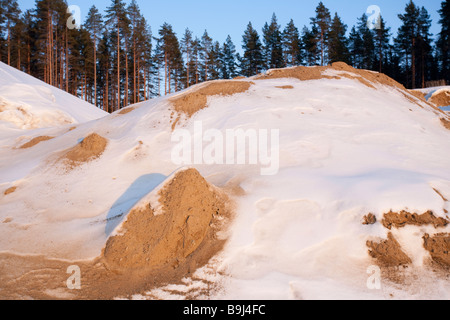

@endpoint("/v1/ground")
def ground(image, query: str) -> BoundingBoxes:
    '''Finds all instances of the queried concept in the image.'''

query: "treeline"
[0,0,448,113]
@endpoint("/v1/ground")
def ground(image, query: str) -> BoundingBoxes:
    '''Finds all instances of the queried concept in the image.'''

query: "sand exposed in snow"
[3,186,17,196]
[362,213,377,225]
[367,232,412,267]
[423,233,450,268]
[118,107,136,115]
[62,133,108,167]
[382,211,449,230]
[440,118,450,130]
[275,85,294,89]
[170,81,253,126]
[19,136,54,149]
[103,168,231,271]
[366,210,450,271]
[429,90,450,107]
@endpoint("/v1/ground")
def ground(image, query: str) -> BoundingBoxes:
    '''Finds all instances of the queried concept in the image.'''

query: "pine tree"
[208,41,222,80]
[396,0,421,89]
[358,14,376,70]
[240,22,264,76]
[85,6,104,106]
[348,26,363,68]
[310,2,331,66]
[416,7,433,88]
[282,19,301,67]
[181,28,194,87]
[97,31,112,111]
[437,0,450,82]
[4,0,20,66]
[262,13,284,70]
[200,30,212,82]
[105,0,130,110]
[221,35,238,79]
[328,13,349,64]
[373,16,391,73]
[302,25,319,66]
[0,0,5,61]
[158,23,183,94]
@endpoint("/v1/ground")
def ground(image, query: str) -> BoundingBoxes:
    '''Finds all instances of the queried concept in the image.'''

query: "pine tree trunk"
[165,51,168,95]
[7,23,11,66]
[125,41,129,107]
[94,41,97,106]
[117,16,121,110]
[412,37,416,89]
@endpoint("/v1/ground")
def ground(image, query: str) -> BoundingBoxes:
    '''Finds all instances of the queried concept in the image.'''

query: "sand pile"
[276,85,294,89]
[255,62,444,111]
[362,213,377,225]
[429,90,450,107]
[367,233,412,267]
[440,118,450,130]
[118,107,136,115]
[103,168,231,272]
[382,210,449,230]
[170,81,253,127]
[19,136,54,149]
[423,233,450,268]
[3,186,17,196]
[63,133,108,166]
[255,64,336,82]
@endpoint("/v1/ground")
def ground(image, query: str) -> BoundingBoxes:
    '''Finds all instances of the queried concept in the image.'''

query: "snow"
[0,62,107,132]
[1,64,450,300]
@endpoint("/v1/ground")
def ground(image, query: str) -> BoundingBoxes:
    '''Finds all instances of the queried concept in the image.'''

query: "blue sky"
[18,0,443,50]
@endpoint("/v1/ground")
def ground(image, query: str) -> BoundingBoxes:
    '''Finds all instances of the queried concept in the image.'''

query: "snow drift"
[0,62,107,131]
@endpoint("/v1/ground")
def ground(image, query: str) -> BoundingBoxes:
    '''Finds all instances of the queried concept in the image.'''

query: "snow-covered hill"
[0,62,107,132]
[0,62,449,300]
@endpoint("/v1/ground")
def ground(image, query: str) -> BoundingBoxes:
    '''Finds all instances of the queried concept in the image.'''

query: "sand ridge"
[19,136,54,149]
[170,80,253,129]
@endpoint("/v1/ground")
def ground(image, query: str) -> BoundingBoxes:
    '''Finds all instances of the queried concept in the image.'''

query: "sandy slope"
[0,62,449,300]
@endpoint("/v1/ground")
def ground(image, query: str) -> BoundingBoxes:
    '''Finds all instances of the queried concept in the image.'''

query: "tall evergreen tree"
[437,0,450,82]
[85,6,104,106]
[396,0,421,88]
[348,26,363,68]
[181,28,194,87]
[240,22,264,77]
[262,13,284,70]
[373,15,391,73]
[282,19,301,67]
[302,25,319,66]
[221,35,238,79]
[105,0,130,110]
[416,7,434,88]
[310,2,331,66]
[328,13,349,64]
[358,14,376,70]
[4,0,20,66]
[200,30,212,82]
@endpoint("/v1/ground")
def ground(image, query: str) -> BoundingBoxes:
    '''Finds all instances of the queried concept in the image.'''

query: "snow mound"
[0,62,107,131]
[1,62,450,299]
